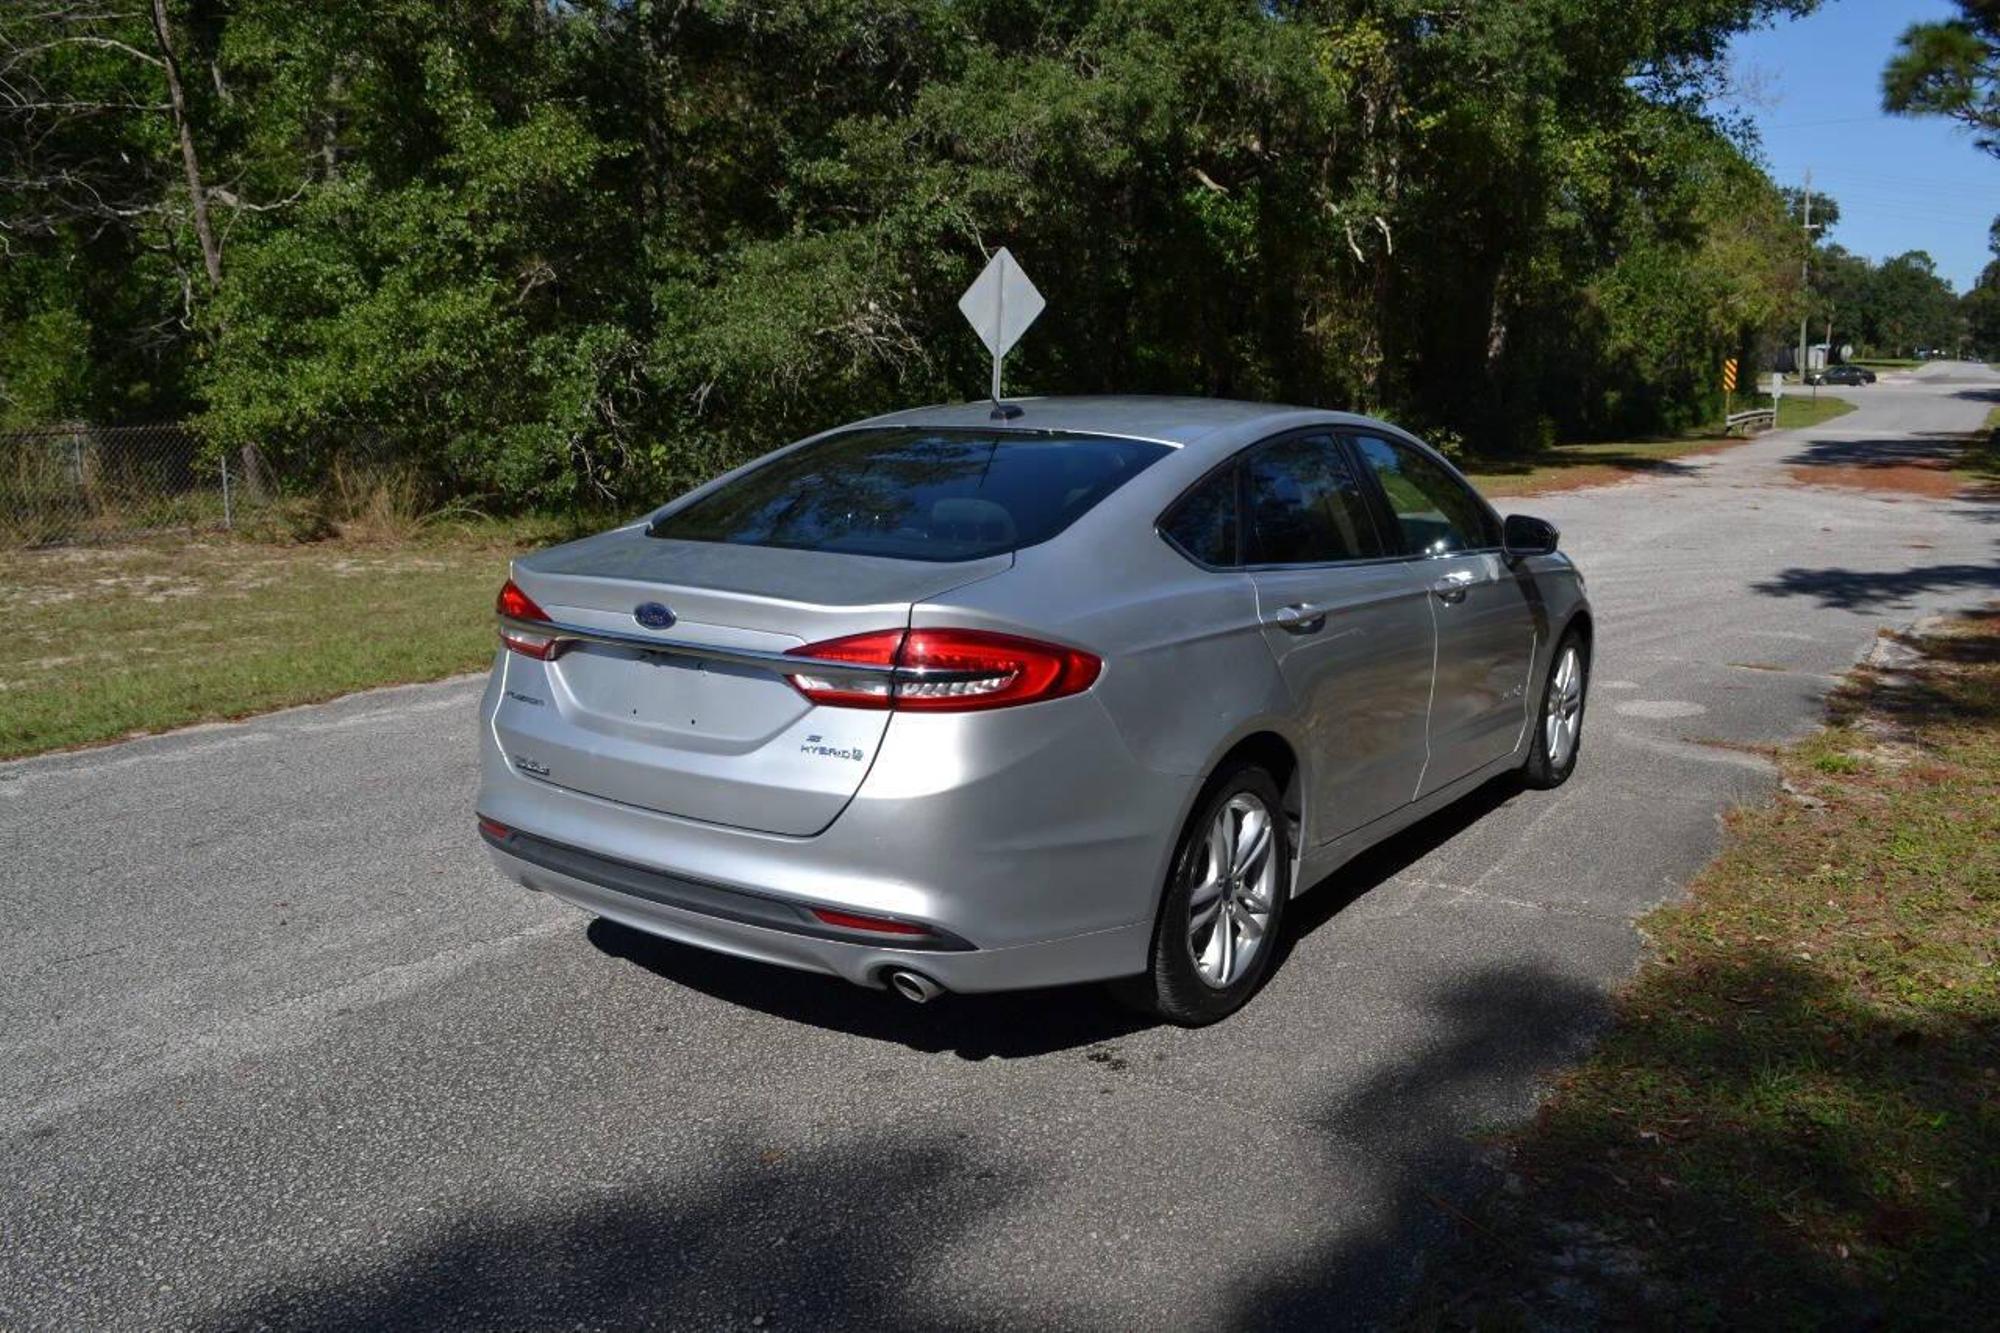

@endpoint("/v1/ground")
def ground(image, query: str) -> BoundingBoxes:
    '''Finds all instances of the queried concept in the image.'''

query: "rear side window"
[1242,434,1382,565]
[1159,466,1240,566]
[650,428,1171,562]
[1350,434,1500,556]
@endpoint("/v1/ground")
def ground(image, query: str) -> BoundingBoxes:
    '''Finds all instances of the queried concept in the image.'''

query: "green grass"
[1849,357,1922,370]
[1953,406,2000,489]
[1460,398,1854,499]
[1416,614,2000,1328]
[1775,392,1857,430]
[0,533,538,758]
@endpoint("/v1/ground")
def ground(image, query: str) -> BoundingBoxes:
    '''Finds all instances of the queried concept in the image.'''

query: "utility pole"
[1797,168,1815,395]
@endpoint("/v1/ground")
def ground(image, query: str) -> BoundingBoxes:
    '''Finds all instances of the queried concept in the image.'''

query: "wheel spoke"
[1232,807,1270,877]
[1189,896,1223,936]
[1206,818,1231,887]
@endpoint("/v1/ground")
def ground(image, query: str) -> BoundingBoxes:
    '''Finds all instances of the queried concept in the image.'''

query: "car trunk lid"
[493,527,1011,836]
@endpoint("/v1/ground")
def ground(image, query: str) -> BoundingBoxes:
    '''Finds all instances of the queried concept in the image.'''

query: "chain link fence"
[0,424,276,547]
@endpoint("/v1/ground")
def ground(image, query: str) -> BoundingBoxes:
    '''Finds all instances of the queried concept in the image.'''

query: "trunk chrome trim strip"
[496,616,998,683]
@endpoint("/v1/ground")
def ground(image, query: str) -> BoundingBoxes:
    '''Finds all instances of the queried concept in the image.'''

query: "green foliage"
[1884,0,2000,156]
[4,0,1827,504]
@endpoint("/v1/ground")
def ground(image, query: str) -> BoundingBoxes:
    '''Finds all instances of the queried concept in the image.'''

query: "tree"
[1884,1,2000,154]
[1964,252,2000,355]
[4,0,1833,499]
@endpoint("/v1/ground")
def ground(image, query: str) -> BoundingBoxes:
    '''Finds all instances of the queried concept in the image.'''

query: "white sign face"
[958,247,1044,361]
[1767,372,1784,399]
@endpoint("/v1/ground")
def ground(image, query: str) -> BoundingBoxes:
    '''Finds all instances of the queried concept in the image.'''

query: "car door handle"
[1269,603,1327,634]
[1431,573,1475,606]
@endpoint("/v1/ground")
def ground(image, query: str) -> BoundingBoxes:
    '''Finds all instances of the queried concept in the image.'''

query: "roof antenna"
[957,246,1043,421]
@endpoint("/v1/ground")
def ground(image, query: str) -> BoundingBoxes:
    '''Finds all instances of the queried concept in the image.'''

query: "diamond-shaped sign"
[958,248,1043,400]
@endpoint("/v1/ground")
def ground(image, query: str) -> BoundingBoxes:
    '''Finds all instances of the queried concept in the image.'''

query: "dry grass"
[0,532,539,758]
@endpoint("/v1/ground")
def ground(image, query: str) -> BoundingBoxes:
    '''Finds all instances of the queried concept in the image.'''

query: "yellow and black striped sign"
[1722,358,1738,392]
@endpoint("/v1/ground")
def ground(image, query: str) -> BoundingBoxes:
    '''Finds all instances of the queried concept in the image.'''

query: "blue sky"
[1725,0,1996,292]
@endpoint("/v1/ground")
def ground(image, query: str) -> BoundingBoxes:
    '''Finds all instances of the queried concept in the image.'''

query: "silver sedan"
[476,397,1591,1024]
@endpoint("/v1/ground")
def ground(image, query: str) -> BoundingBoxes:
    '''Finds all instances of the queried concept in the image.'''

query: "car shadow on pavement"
[586,916,1155,1058]
[586,776,1529,1060]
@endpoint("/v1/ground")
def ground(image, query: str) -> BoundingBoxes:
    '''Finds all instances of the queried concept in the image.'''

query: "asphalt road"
[4,365,1996,1330]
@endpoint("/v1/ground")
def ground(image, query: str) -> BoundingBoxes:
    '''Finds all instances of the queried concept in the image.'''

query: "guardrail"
[1725,407,1776,435]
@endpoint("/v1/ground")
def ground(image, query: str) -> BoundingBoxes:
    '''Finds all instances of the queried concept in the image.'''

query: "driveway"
[4,366,1995,1330]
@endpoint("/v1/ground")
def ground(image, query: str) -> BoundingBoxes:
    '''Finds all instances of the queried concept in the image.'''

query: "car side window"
[1242,433,1382,565]
[1159,464,1240,567]
[1350,434,1498,557]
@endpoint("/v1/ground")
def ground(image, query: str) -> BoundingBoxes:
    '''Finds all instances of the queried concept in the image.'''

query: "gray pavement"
[4,365,1996,1330]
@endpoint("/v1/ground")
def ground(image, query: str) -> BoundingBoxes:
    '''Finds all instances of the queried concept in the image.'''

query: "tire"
[1523,628,1588,790]
[1115,761,1290,1026]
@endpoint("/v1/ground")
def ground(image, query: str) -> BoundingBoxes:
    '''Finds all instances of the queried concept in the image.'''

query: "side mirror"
[1503,514,1560,559]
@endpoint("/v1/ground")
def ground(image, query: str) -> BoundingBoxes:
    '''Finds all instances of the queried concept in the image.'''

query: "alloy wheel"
[1185,793,1279,989]
[1545,644,1583,769]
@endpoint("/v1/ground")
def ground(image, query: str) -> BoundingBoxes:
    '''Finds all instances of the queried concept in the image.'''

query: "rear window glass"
[649,427,1172,562]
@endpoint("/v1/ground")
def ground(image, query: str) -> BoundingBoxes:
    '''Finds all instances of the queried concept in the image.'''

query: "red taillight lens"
[784,629,1100,712]
[781,629,903,709]
[495,579,568,660]
[895,629,1101,710]
[808,907,933,937]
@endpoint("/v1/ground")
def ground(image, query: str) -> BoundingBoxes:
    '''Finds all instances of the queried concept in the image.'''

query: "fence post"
[221,450,233,529]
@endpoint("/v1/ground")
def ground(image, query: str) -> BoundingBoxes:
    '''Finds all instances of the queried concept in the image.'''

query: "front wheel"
[1523,630,1588,789]
[1116,762,1290,1026]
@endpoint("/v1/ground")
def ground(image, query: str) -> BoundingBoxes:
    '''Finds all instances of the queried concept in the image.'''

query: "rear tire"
[1523,629,1588,790]
[1115,761,1289,1026]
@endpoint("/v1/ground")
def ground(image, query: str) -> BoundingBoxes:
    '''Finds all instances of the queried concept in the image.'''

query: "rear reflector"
[784,629,1100,712]
[495,579,569,660]
[476,816,511,841]
[808,907,934,937]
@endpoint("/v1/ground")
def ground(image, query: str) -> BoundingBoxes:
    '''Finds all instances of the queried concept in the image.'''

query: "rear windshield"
[649,427,1172,562]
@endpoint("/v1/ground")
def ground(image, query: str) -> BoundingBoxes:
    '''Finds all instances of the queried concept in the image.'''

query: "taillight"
[495,579,568,660]
[780,629,903,709]
[784,629,1101,712]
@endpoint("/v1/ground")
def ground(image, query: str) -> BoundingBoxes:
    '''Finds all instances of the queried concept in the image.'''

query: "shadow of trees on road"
[207,1130,1028,1331]
[1226,964,1614,1329]
[1751,560,2000,611]
[1403,950,2000,1328]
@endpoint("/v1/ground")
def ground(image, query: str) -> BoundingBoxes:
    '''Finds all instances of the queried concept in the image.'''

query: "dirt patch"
[1787,461,1970,499]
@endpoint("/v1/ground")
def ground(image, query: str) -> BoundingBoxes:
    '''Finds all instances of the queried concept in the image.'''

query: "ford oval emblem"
[633,601,676,630]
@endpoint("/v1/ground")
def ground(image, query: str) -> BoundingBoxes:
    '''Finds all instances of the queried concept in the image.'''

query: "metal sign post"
[957,247,1045,411]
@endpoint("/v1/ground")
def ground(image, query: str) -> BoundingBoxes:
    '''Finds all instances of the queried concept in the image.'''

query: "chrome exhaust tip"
[886,969,945,1004]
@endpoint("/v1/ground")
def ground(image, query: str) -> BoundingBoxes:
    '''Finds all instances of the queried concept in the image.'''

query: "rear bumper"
[486,842,1152,992]
[474,662,1192,991]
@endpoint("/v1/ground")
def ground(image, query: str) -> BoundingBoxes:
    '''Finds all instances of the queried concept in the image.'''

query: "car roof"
[856,395,1392,452]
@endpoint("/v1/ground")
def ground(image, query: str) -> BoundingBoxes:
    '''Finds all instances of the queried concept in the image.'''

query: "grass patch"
[1775,393,1857,431]
[1953,406,2000,490]
[1849,358,1921,370]
[0,530,556,758]
[1417,613,2000,1328]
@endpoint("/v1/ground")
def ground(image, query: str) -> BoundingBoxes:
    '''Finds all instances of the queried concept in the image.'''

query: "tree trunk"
[149,0,222,288]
